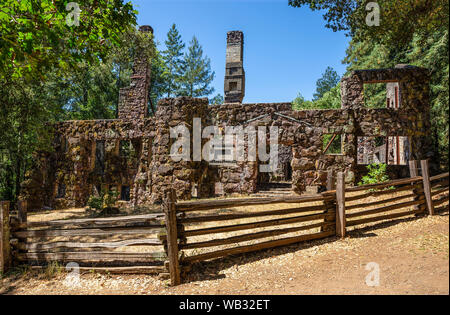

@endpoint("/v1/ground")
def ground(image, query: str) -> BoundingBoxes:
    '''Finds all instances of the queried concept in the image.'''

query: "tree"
[149,50,168,114]
[179,36,215,97]
[161,24,185,97]
[313,84,341,109]
[292,93,314,110]
[313,66,340,100]
[0,0,139,202]
[0,0,137,81]
[210,94,224,105]
[288,0,449,47]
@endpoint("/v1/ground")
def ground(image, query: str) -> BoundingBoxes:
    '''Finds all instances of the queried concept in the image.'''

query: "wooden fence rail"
[1,160,448,287]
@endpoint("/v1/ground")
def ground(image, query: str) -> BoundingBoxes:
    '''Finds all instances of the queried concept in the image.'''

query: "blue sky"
[131,0,350,103]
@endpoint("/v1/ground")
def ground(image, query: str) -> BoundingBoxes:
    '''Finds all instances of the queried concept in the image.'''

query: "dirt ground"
[1,208,448,295]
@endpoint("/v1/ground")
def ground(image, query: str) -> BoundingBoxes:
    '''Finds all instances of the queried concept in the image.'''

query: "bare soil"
[1,208,448,295]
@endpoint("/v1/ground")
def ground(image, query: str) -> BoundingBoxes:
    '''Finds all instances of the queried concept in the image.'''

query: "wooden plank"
[12,226,163,238]
[25,213,165,229]
[180,204,325,224]
[431,187,449,197]
[430,172,449,182]
[346,209,421,227]
[164,189,181,286]
[17,251,167,263]
[421,160,435,216]
[323,133,337,154]
[433,194,449,207]
[345,176,423,193]
[345,184,421,202]
[181,222,332,250]
[1,201,11,273]
[182,231,335,264]
[346,193,418,210]
[183,212,327,238]
[346,199,425,219]
[176,194,329,212]
[431,179,449,189]
[336,172,346,238]
[15,238,162,252]
[30,265,166,275]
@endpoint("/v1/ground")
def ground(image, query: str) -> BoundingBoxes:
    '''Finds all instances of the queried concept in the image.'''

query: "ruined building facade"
[20,28,435,210]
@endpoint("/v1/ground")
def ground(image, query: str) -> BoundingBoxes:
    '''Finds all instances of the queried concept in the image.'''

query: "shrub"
[102,189,119,209]
[358,163,390,186]
[87,195,103,210]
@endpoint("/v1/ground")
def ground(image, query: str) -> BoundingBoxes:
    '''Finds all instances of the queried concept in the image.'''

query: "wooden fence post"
[408,160,419,178]
[336,172,346,238]
[408,160,422,213]
[420,160,434,216]
[321,171,336,233]
[1,201,11,274]
[163,189,181,286]
[17,200,27,225]
[327,170,335,191]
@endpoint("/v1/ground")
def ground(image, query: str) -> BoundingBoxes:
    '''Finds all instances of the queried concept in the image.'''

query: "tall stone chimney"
[224,31,245,103]
[118,25,153,119]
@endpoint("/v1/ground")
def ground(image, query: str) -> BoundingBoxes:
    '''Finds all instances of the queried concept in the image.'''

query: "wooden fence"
[0,204,169,275]
[1,160,449,286]
[161,160,448,285]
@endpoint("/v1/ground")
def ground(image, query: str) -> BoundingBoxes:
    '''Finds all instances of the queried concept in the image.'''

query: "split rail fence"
[1,160,448,286]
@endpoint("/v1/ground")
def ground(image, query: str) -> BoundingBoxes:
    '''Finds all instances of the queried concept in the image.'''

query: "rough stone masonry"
[20,28,435,210]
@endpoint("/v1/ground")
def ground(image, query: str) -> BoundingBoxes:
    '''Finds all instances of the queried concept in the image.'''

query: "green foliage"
[87,188,118,211]
[210,94,224,105]
[323,134,342,154]
[161,24,185,97]
[0,0,137,81]
[103,189,119,209]
[179,36,215,97]
[87,195,103,211]
[288,0,449,46]
[358,163,390,186]
[292,83,341,110]
[313,66,340,100]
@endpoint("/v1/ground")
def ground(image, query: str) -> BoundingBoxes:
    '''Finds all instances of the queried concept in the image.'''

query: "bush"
[358,163,390,186]
[102,189,119,209]
[87,188,118,211]
[87,195,103,210]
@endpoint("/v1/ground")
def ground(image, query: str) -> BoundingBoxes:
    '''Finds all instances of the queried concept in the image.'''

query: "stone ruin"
[20,27,435,210]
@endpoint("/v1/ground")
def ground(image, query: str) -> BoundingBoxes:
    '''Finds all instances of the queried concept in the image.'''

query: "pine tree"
[179,36,215,97]
[162,24,185,97]
[313,66,340,100]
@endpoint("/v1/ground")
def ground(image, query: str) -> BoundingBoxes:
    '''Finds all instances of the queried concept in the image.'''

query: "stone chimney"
[224,31,245,103]
[118,25,153,119]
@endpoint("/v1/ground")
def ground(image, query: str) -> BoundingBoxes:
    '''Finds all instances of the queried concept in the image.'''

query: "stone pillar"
[118,25,153,120]
[224,31,245,103]
[340,72,364,109]
[396,65,434,164]
[151,97,209,203]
